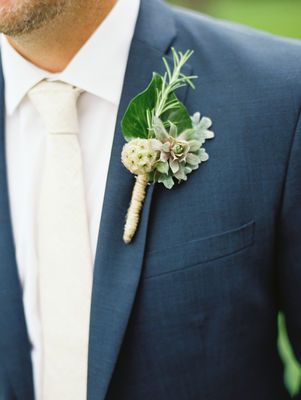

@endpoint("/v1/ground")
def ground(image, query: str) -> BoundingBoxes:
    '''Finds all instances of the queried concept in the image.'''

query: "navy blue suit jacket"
[1,1,301,399]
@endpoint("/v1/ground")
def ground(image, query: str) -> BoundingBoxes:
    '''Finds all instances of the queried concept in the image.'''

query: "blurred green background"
[167,0,301,397]
[168,0,301,38]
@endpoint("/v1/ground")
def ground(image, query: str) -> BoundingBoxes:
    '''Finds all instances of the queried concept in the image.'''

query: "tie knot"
[28,80,82,134]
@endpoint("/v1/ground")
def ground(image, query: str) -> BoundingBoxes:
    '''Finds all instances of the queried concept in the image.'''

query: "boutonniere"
[121,48,214,244]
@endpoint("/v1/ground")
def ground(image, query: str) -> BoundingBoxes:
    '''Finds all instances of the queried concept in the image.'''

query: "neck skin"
[6,0,117,73]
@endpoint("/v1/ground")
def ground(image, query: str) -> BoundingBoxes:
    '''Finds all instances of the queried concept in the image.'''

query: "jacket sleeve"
[277,107,301,386]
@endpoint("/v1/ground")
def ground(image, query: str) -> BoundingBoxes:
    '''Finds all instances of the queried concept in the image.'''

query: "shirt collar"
[1,0,140,115]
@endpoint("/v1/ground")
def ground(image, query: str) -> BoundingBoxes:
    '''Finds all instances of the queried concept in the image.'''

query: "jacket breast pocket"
[143,220,255,279]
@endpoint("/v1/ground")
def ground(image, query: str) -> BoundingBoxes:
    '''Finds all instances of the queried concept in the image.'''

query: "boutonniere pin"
[121,48,214,243]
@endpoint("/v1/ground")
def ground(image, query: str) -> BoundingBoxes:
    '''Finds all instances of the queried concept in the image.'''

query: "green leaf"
[158,174,174,189]
[121,72,193,142]
[187,140,202,152]
[121,73,162,141]
[170,159,180,174]
[186,153,200,166]
[156,161,169,174]
[152,116,169,142]
[161,94,192,134]
[169,121,178,138]
[278,313,301,396]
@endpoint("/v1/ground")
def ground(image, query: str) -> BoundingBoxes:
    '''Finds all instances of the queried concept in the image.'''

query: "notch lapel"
[0,62,34,398]
[87,1,194,399]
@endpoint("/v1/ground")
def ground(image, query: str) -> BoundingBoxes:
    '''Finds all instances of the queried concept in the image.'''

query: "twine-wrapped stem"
[123,174,149,244]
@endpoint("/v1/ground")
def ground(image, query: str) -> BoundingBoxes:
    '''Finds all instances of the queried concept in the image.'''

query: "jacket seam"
[276,106,301,221]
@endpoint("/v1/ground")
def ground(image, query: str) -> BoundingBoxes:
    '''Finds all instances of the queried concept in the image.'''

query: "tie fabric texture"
[28,80,93,400]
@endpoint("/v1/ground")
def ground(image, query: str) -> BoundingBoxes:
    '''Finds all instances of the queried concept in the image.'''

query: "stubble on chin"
[0,0,69,37]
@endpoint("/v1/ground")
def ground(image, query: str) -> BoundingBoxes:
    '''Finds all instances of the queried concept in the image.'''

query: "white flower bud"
[121,138,159,175]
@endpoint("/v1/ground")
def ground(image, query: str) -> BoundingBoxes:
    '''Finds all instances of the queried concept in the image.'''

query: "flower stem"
[123,174,149,244]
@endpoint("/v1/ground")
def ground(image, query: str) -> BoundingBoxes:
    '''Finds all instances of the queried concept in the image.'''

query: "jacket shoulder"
[169,4,301,96]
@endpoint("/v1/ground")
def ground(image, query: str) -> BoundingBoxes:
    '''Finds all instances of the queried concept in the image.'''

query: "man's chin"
[0,0,68,37]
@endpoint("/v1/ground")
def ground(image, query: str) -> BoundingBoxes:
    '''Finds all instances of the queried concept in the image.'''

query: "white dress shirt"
[0,0,140,398]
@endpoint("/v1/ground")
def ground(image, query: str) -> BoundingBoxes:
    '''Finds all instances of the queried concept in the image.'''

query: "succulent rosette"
[120,48,215,243]
[147,114,214,188]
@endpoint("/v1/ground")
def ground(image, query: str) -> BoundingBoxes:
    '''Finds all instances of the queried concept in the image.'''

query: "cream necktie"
[28,80,92,400]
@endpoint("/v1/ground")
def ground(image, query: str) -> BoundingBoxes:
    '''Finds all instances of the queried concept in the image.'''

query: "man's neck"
[6,0,117,73]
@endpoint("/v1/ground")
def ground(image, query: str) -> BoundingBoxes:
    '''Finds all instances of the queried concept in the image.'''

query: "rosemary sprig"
[154,48,198,119]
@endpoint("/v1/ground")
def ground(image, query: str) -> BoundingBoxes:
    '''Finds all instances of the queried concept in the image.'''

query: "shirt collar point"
[6,97,21,116]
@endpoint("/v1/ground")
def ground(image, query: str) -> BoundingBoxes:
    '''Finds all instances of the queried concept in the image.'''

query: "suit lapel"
[0,62,34,398]
[87,1,190,399]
